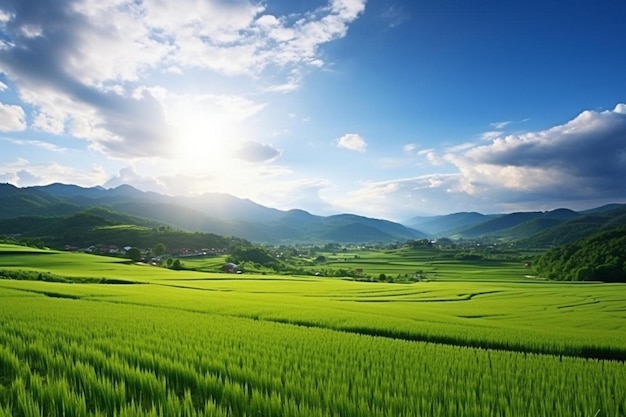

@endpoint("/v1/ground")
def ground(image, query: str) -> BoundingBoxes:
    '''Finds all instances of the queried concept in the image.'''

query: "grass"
[0,244,625,416]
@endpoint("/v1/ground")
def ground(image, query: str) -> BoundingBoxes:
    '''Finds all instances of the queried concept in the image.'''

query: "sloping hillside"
[521,206,626,247]
[533,226,626,282]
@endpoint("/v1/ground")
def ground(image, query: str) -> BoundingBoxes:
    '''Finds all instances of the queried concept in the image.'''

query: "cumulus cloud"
[0,0,366,159]
[441,104,626,205]
[32,112,65,135]
[331,104,626,218]
[236,141,282,163]
[336,133,367,152]
[462,105,624,177]
[0,102,26,131]
[0,0,366,82]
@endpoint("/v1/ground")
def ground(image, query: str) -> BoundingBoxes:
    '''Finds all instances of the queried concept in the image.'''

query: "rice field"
[1,244,625,416]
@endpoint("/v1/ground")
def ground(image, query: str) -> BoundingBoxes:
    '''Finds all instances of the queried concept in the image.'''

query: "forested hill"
[0,210,248,251]
[533,226,626,282]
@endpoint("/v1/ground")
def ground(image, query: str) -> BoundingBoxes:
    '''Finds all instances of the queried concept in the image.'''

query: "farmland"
[1,244,625,416]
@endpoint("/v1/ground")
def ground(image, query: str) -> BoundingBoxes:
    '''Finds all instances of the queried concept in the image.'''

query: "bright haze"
[0,0,625,221]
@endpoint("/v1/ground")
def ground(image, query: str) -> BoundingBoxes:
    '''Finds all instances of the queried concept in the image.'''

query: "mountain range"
[0,183,426,244]
[1,183,625,246]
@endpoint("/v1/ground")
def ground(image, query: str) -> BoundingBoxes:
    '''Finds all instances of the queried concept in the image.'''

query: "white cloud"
[3,137,68,152]
[0,158,107,187]
[336,133,367,152]
[490,120,511,129]
[249,177,334,213]
[443,103,626,201]
[327,174,463,219]
[329,104,626,218]
[54,0,366,81]
[0,102,26,131]
[236,141,282,163]
[0,0,367,160]
[103,166,167,193]
[479,130,503,141]
[418,149,443,166]
[32,112,65,134]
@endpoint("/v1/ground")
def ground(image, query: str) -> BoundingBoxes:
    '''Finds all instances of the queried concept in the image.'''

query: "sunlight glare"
[168,102,243,173]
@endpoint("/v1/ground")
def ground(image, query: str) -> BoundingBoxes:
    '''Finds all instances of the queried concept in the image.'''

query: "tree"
[575,266,594,281]
[315,255,327,263]
[127,247,142,262]
[153,243,166,257]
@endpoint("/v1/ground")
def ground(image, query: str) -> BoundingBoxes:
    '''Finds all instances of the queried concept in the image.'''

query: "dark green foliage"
[0,209,247,251]
[227,246,279,269]
[405,239,433,248]
[126,248,142,262]
[0,269,136,284]
[534,226,626,282]
[455,251,485,260]
[153,243,166,256]
[314,255,326,263]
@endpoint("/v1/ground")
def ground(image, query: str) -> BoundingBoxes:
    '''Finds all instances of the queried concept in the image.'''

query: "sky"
[1,0,625,221]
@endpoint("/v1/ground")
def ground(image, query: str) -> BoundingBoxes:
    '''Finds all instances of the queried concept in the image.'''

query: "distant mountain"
[457,209,580,239]
[520,205,626,247]
[0,183,79,217]
[320,214,426,242]
[0,183,425,244]
[403,206,625,246]
[579,204,626,214]
[493,218,564,240]
[405,212,499,236]
[2,183,624,246]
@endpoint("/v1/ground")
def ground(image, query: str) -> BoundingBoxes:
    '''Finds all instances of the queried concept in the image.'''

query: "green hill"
[521,206,626,247]
[533,226,626,282]
[0,209,247,251]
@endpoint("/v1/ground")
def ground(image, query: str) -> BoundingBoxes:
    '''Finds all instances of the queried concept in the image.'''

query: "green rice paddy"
[0,244,625,416]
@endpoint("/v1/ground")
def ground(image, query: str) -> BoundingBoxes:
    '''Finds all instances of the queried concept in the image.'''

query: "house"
[222,263,239,273]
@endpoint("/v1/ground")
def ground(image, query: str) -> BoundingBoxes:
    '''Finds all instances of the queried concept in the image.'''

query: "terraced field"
[1,244,625,416]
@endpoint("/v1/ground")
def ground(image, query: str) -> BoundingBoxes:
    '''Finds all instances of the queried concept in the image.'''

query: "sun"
[167,102,244,173]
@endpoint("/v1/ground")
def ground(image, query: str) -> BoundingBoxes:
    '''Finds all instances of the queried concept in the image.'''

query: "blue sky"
[1,0,625,221]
